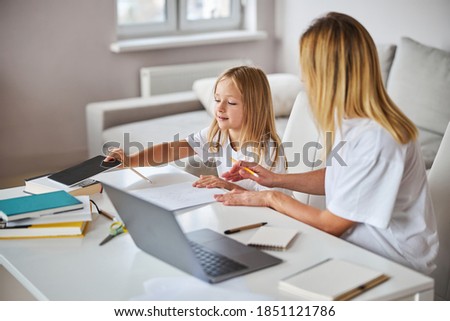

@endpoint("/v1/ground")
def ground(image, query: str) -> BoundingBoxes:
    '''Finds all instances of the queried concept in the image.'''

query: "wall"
[275,0,450,75]
[0,0,277,187]
[2,0,450,188]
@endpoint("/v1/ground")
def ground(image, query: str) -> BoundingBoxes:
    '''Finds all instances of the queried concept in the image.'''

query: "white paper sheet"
[131,181,223,211]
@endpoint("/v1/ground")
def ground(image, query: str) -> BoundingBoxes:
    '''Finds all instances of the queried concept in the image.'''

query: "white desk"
[0,166,434,301]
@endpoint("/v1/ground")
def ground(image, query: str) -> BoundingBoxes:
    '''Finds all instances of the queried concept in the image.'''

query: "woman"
[217,12,438,274]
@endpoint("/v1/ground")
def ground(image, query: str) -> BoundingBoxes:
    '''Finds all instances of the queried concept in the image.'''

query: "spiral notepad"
[247,226,298,250]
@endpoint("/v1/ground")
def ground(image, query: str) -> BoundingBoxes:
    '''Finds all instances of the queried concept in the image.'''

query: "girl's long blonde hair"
[300,12,417,152]
[207,66,283,168]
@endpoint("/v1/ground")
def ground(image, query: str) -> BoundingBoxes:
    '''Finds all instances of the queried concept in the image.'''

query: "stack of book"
[0,191,92,239]
[24,175,102,196]
[23,155,121,196]
[0,156,122,239]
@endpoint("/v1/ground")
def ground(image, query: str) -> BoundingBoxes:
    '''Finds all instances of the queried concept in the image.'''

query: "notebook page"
[247,226,298,250]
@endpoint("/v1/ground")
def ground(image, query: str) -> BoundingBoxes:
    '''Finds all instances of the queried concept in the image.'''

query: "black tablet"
[48,155,121,186]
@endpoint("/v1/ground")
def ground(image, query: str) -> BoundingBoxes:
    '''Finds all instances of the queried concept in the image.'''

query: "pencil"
[106,147,152,183]
[129,167,152,184]
[230,157,259,178]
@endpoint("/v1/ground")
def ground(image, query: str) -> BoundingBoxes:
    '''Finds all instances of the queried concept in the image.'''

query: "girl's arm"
[106,140,195,167]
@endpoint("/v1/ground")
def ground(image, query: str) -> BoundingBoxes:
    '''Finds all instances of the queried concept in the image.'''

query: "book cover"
[3,196,92,228]
[278,258,390,300]
[0,190,83,222]
[246,226,298,250]
[48,155,121,186]
[24,175,102,196]
[0,221,89,239]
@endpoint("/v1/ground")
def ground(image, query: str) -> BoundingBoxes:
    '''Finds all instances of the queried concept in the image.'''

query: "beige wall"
[2,0,450,188]
[0,0,277,187]
[275,0,450,75]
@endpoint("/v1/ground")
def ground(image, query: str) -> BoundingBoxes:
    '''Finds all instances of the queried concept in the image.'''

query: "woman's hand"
[214,189,275,207]
[221,161,278,188]
[193,175,242,191]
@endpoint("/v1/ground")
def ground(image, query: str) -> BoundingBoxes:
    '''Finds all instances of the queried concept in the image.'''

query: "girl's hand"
[221,161,277,187]
[193,175,239,190]
[214,189,274,207]
[220,162,246,182]
[104,147,126,168]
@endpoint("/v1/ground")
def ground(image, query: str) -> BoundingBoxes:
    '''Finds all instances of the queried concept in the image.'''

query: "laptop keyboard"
[189,241,247,277]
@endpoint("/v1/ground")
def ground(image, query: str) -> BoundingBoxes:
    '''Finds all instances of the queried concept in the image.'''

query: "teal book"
[0,191,83,222]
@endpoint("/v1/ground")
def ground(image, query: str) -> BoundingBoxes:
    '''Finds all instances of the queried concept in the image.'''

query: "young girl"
[217,13,438,274]
[105,65,289,192]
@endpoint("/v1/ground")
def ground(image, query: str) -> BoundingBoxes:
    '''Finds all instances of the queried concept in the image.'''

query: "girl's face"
[214,78,244,138]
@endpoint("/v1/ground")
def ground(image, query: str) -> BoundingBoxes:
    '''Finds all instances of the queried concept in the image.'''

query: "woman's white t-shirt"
[187,127,291,193]
[325,118,438,274]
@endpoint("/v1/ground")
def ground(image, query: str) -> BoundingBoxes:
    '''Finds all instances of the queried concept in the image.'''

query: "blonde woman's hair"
[207,66,284,169]
[299,12,417,153]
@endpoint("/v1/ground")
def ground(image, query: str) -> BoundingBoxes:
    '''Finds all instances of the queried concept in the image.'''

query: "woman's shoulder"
[342,118,395,142]
[342,118,405,159]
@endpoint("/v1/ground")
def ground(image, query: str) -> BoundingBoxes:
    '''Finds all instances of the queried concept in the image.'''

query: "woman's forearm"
[273,168,326,195]
[267,191,354,236]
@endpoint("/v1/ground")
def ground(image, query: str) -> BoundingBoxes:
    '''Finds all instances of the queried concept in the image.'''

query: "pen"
[0,221,32,229]
[224,222,267,235]
[230,157,259,178]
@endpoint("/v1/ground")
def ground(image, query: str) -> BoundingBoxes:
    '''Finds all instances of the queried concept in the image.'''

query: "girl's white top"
[187,127,291,194]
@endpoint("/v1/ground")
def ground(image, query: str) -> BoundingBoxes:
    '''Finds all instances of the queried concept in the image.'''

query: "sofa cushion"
[103,110,212,151]
[387,37,450,168]
[192,73,301,117]
[376,44,397,85]
[387,37,450,135]
[418,128,443,169]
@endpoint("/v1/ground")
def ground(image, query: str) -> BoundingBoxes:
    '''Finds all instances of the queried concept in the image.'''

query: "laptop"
[102,183,282,283]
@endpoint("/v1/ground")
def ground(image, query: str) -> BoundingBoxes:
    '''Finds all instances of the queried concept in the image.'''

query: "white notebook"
[279,258,389,301]
[246,226,298,250]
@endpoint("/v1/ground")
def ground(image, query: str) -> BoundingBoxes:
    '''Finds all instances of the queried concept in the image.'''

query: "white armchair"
[428,121,450,301]
[282,91,325,209]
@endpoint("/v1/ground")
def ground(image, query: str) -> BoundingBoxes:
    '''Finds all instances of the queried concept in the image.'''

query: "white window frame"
[116,0,177,39]
[116,0,242,39]
[110,0,265,52]
[179,0,241,32]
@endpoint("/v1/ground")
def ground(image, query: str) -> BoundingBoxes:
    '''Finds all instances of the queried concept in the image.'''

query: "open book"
[279,258,389,300]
